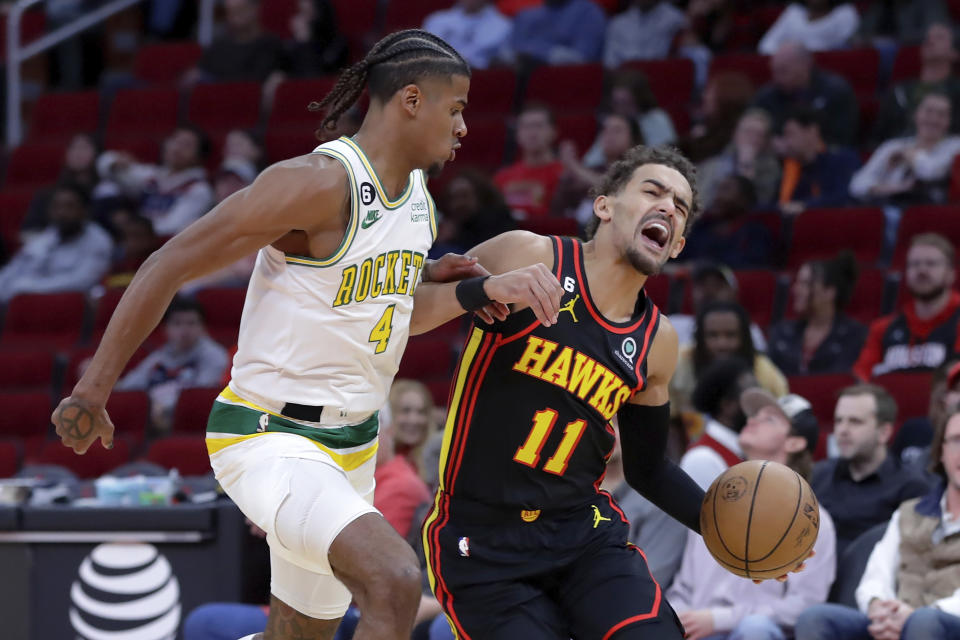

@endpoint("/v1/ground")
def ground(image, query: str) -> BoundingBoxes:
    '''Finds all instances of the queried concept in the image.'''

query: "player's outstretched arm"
[410,230,563,334]
[618,317,706,533]
[52,155,350,454]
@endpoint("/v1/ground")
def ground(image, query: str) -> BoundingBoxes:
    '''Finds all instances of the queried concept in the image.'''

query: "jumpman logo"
[591,505,611,528]
[559,294,580,323]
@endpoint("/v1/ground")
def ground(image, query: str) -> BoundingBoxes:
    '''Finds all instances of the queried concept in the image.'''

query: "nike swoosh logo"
[361,212,382,229]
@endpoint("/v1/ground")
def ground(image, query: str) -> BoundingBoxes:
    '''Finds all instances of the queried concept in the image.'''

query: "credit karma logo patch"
[70,543,181,640]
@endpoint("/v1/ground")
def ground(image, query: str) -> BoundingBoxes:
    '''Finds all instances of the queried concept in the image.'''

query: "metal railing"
[5,0,218,149]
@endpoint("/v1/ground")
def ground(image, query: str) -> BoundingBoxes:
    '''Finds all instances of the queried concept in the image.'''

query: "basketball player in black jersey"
[415,146,804,639]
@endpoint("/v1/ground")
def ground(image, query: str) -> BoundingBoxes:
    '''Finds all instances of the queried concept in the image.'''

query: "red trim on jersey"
[598,489,629,524]
[601,544,663,640]
[426,493,472,639]
[632,307,661,391]
[443,332,495,490]
[552,235,564,279]
[497,235,567,346]
[688,433,743,467]
[572,240,647,334]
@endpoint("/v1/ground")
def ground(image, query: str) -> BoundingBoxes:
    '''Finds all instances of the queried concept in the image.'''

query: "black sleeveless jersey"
[437,236,662,511]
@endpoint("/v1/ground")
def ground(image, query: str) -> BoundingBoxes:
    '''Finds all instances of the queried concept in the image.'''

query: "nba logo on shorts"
[458,537,470,557]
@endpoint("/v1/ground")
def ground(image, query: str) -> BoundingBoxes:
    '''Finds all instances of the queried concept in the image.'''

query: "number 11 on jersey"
[513,408,587,475]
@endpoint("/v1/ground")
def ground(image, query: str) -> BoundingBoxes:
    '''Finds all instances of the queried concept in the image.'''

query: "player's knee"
[359,557,421,613]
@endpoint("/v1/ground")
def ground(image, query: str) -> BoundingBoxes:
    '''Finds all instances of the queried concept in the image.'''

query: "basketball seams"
[742,461,768,579]
[750,471,804,563]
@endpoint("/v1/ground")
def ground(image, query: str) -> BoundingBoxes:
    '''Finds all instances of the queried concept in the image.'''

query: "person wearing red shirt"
[854,233,960,380]
[494,103,565,219]
[374,405,431,539]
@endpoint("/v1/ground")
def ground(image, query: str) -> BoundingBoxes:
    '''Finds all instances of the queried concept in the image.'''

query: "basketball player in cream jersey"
[52,30,563,640]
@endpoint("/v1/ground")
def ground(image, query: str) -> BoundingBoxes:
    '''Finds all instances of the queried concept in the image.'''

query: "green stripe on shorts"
[207,402,379,450]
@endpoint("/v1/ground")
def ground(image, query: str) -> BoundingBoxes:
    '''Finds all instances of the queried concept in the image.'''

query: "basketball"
[700,460,820,580]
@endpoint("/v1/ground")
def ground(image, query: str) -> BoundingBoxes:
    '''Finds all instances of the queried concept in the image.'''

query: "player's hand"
[484,264,563,327]
[423,253,509,324]
[677,609,714,640]
[52,395,115,455]
[752,549,815,584]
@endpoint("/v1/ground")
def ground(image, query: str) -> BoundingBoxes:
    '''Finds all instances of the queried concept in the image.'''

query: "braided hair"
[310,29,470,132]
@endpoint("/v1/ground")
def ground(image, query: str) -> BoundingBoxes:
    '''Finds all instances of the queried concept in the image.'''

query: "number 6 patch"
[359,182,376,206]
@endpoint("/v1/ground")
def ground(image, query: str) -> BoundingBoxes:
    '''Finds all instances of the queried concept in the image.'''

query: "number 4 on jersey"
[369,305,395,354]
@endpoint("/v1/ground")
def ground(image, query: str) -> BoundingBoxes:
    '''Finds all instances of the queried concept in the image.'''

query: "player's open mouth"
[640,220,670,251]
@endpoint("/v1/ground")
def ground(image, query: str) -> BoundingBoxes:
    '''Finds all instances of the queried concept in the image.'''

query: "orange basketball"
[700,460,820,580]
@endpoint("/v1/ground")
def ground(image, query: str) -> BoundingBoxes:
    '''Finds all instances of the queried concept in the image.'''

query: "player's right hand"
[52,396,115,455]
[483,264,563,327]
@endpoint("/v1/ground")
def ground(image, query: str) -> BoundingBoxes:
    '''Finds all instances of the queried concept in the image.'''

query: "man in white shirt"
[422,0,511,69]
[796,408,960,640]
[604,0,687,68]
[668,387,835,640]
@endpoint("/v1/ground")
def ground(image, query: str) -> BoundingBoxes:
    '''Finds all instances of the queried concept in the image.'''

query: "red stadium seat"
[708,53,770,88]
[467,68,518,115]
[398,337,455,379]
[644,273,672,313]
[259,0,297,37]
[813,49,879,97]
[105,391,150,444]
[384,0,451,30]
[733,269,779,329]
[89,288,165,349]
[62,347,150,391]
[0,441,19,477]
[425,377,453,408]
[267,78,337,132]
[872,371,933,424]
[517,218,580,237]
[37,438,130,479]
[106,87,181,138]
[28,91,100,143]
[891,205,960,269]
[0,350,54,392]
[145,435,212,475]
[187,82,262,134]
[452,116,508,170]
[787,207,885,268]
[265,128,319,163]
[170,387,221,433]
[622,58,695,108]
[524,64,604,113]
[329,0,378,58]
[890,45,921,84]
[0,391,52,438]
[134,42,203,84]
[99,134,162,165]
[786,373,856,426]
[556,113,598,156]
[195,288,246,345]
[1,292,87,348]
[0,187,35,255]
[5,141,66,188]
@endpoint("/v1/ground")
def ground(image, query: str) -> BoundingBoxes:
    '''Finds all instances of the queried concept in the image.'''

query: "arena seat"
[267,77,338,132]
[0,187,34,254]
[891,205,960,269]
[786,373,856,426]
[813,49,879,97]
[0,391,53,438]
[105,391,150,445]
[525,64,604,113]
[466,68,518,115]
[145,435,212,476]
[787,207,885,268]
[187,82,262,134]
[0,441,19,477]
[133,42,203,85]
[398,337,455,379]
[872,371,933,425]
[890,45,921,84]
[195,288,246,346]
[451,116,508,171]
[171,387,221,433]
[622,58,695,108]
[708,53,770,87]
[105,87,181,139]
[384,0,451,30]
[1,292,87,348]
[5,141,67,189]
[28,91,100,143]
[36,438,130,479]
[0,350,55,392]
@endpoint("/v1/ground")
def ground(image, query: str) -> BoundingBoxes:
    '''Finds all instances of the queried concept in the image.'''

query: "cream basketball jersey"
[229,137,438,417]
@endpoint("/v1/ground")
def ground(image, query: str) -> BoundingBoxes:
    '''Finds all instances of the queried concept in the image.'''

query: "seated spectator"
[778,107,860,214]
[894,358,959,474]
[758,0,860,55]
[851,92,960,206]
[681,175,773,268]
[854,233,960,379]
[812,384,931,555]
[104,215,160,289]
[97,126,215,236]
[857,0,950,47]
[682,0,736,54]
[284,0,348,77]
[873,22,960,143]
[116,297,229,433]
[557,113,641,223]
[603,0,688,68]
[374,400,432,540]
[679,356,758,489]
[20,133,100,241]
[0,182,112,303]
[387,379,435,480]
[222,129,265,171]
[434,169,516,256]
[582,69,677,168]
[768,251,867,375]
[604,425,688,586]
[182,0,285,85]
[753,42,859,146]
[423,0,512,69]
[680,71,755,163]
[698,108,782,208]
[671,301,789,425]
[671,262,768,352]
[493,103,565,219]
[507,0,605,66]
[797,406,960,640]
[669,387,835,640]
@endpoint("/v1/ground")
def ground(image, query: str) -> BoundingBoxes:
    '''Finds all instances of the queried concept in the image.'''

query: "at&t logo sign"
[70,543,181,640]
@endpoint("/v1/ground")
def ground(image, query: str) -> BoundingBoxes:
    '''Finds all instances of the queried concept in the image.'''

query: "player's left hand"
[752,549,815,584]
[677,609,714,640]
[423,253,509,323]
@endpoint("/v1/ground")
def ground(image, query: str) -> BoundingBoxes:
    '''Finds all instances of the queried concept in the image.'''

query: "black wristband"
[455,276,492,311]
